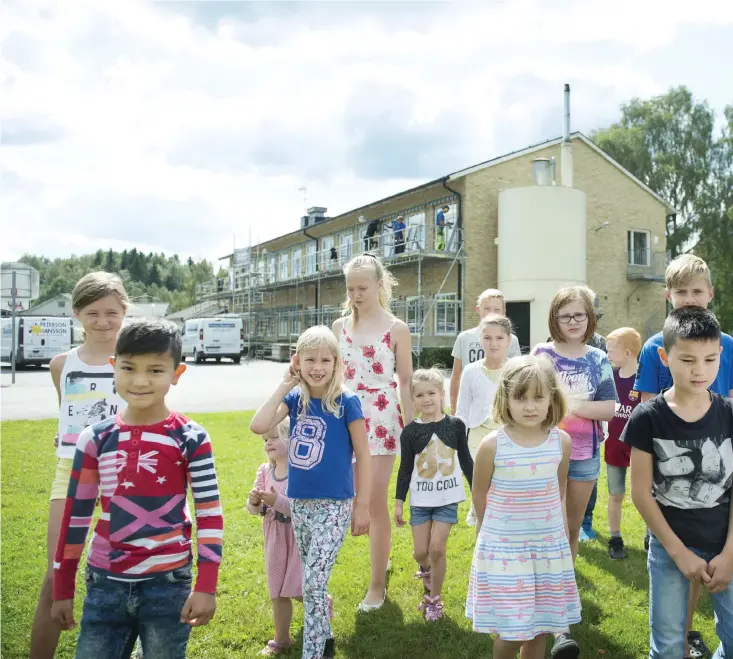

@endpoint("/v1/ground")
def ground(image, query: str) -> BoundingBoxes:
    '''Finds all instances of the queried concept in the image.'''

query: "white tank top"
[57,348,126,459]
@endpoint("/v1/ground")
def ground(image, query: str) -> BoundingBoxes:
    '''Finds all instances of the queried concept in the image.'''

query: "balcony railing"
[627,249,667,282]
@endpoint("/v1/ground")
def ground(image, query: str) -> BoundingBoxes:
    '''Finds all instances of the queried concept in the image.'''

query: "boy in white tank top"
[30,272,129,659]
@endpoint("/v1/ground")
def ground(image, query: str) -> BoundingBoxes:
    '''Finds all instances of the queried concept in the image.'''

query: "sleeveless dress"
[252,464,303,599]
[466,427,581,639]
[339,319,404,456]
[57,347,126,460]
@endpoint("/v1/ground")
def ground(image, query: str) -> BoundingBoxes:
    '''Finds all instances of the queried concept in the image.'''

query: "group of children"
[29,250,733,659]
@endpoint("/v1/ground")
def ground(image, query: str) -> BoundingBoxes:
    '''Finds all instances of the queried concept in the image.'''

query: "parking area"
[0,359,289,421]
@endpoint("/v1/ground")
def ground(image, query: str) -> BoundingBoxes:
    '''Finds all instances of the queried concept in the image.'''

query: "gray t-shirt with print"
[451,327,521,365]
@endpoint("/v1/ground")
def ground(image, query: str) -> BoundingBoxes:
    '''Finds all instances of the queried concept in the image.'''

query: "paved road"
[0,359,290,421]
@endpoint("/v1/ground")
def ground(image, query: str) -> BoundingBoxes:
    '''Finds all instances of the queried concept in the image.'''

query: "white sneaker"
[466,504,477,527]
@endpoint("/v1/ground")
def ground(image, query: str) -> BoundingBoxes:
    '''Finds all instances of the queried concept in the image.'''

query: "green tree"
[592,86,716,258]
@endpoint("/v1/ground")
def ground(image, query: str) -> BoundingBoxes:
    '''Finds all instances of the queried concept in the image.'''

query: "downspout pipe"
[442,177,464,331]
[303,227,319,312]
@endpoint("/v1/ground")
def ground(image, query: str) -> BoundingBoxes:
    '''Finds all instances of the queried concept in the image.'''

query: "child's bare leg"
[428,521,452,597]
[411,520,432,572]
[493,637,523,659]
[30,499,65,659]
[272,597,293,646]
[519,634,547,659]
[608,493,624,536]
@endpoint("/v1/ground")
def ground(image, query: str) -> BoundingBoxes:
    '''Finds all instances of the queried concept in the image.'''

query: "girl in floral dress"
[334,253,413,611]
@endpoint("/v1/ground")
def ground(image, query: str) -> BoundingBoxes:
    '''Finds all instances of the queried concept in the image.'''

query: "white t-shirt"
[409,432,466,507]
[451,327,521,365]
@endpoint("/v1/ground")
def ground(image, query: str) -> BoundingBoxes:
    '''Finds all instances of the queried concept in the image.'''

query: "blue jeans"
[648,537,733,658]
[75,566,192,659]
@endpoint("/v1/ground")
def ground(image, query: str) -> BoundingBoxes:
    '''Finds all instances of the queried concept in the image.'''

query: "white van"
[182,318,243,364]
[1,316,73,367]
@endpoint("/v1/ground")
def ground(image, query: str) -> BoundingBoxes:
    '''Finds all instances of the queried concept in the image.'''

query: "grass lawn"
[1,412,720,658]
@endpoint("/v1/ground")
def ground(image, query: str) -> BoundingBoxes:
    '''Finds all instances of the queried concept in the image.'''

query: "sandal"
[259,640,292,656]
[414,565,431,592]
[418,595,444,621]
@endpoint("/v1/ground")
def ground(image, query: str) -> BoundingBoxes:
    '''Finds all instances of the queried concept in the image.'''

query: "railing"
[627,250,667,282]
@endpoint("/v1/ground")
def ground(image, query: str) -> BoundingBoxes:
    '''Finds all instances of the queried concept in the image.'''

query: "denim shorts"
[567,451,601,482]
[76,565,193,659]
[606,464,628,496]
[410,502,459,526]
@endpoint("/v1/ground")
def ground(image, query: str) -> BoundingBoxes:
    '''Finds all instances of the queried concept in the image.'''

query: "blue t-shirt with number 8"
[284,388,364,500]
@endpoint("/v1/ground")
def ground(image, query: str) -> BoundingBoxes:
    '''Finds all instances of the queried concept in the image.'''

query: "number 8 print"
[289,417,327,470]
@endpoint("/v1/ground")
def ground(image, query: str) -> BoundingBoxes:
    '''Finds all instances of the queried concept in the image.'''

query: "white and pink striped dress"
[466,427,581,639]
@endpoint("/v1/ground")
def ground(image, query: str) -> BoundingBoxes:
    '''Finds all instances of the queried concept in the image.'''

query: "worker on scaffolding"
[435,205,453,251]
[362,217,381,252]
[389,215,406,255]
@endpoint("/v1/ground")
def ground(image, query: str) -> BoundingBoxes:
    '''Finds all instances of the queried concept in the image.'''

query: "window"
[279,253,289,280]
[306,243,317,275]
[278,314,288,337]
[628,230,650,266]
[406,212,426,252]
[340,232,353,263]
[267,255,276,283]
[321,236,336,270]
[292,247,301,278]
[58,300,66,309]
[407,297,420,335]
[434,293,458,335]
[291,314,301,336]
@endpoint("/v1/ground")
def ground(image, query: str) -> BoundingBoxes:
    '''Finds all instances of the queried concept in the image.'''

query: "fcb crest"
[628,390,640,401]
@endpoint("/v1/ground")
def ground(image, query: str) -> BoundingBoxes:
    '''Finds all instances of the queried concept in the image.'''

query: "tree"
[592,86,716,258]
[149,262,161,286]
[104,249,116,273]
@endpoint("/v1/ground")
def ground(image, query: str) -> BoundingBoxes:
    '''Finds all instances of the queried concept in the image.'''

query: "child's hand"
[351,501,370,536]
[258,487,278,508]
[50,600,76,630]
[675,548,711,585]
[282,357,300,389]
[707,553,733,593]
[180,592,216,627]
[248,489,262,507]
[394,502,405,527]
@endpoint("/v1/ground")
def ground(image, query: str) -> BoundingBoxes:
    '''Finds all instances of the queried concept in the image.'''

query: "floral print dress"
[340,319,404,455]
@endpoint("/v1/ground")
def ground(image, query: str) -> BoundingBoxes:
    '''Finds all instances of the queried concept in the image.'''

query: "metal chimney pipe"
[561,83,573,186]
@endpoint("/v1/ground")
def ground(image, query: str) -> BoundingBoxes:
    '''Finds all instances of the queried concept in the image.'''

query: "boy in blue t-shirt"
[634,254,733,659]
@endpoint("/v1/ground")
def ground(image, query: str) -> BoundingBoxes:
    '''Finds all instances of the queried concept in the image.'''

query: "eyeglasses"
[556,312,588,324]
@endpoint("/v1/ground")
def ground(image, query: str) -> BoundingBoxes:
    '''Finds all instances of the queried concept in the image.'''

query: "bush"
[413,347,453,369]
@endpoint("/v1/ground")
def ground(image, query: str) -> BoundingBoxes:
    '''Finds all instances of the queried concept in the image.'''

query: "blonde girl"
[333,253,413,611]
[31,272,129,659]
[466,356,580,659]
[251,326,371,659]
[247,420,304,656]
[394,369,473,621]
[456,314,513,525]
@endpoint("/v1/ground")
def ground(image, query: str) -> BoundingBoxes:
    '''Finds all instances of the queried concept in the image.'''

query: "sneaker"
[551,633,580,659]
[580,521,597,541]
[687,630,712,659]
[608,537,627,560]
[323,638,335,659]
[644,532,650,552]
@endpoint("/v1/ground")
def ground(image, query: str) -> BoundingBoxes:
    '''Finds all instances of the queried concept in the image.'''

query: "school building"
[195,130,674,359]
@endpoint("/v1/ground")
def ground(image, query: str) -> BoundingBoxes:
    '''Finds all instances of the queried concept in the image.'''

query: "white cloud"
[1,0,731,265]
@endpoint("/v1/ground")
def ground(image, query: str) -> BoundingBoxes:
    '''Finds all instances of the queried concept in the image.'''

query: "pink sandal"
[259,640,292,656]
[418,595,444,622]
[414,565,432,592]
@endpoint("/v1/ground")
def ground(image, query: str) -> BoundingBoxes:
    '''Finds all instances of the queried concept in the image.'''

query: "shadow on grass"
[579,534,650,594]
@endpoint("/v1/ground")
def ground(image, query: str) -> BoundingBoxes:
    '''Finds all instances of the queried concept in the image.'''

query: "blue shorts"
[410,502,459,526]
[568,452,601,482]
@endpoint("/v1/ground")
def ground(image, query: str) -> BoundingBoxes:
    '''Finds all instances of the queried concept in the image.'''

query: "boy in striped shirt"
[51,320,223,659]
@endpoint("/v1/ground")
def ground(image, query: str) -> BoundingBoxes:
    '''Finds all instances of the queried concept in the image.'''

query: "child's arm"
[558,430,572,539]
[635,339,662,401]
[630,447,710,583]
[181,424,223,627]
[350,417,371,536]
[246,465,266,515]
[449,357,463,415]
[570,354,616,421]
[707,495,733,593]
[472,432,497,537]
[455,367,472,424]
[394,425,416,527]
[455,418,474,488]
[50,427,100,630]
[49,353,67,447]
[250,359,298,434]
[392,320,414,425]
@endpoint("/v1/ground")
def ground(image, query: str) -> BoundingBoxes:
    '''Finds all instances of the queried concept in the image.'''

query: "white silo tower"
[497,85,587,348]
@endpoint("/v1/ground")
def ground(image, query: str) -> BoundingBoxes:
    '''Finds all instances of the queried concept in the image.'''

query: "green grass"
[0,413,719,658]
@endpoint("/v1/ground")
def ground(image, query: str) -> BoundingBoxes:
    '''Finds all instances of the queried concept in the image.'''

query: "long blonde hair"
[341,253,397,324]
[295,326,346,419]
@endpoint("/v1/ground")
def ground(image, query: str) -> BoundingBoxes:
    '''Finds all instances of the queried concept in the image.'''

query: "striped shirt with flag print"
[53,411,223,601]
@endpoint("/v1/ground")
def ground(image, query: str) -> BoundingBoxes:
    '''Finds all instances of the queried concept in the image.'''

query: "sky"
[1,0,732,267]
